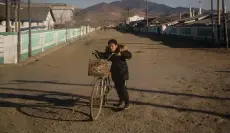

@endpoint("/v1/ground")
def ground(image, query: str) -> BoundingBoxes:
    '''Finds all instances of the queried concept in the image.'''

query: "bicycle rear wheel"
[90,78,104,120]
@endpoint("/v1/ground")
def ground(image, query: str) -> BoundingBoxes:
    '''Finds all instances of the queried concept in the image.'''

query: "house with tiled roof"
[0,4,56,32]
[50,5,74,25]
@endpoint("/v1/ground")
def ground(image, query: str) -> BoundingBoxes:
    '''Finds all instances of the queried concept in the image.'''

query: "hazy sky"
[31,0,230,10]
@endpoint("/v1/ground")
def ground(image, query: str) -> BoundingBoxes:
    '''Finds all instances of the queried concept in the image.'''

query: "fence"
[136,26,230,43]
[0,26,95,64]
[165,26,230,41]
[0,35,4,64]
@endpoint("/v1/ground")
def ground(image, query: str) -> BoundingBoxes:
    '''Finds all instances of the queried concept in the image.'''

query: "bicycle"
[88,52,114,121]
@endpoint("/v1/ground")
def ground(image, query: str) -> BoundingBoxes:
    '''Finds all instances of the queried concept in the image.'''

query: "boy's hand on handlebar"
[115,52,121,56]
[92,50,99,54]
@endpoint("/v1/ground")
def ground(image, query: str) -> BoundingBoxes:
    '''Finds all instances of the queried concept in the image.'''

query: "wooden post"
[17,0,21,63]
[222,0,228,50]
[28,0,32,57]
[217,0,221,43]
[14,0,18,32]
[211,0,215,43]
[6,0,11,32]
[146,0,148,32]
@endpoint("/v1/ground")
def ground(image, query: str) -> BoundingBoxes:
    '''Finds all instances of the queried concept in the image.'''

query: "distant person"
[94,39,132,110]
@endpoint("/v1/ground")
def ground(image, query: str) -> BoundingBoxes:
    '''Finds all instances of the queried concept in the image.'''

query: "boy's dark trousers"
[114,78,129,104]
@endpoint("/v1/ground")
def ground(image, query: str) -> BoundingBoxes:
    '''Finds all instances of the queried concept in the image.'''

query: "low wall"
[0,26,95,64]
[165,26,230,41]
[135,26,230,43]
[0,35,4,64]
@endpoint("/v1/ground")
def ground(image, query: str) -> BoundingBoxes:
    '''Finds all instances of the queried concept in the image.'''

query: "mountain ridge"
[77,0,202,25]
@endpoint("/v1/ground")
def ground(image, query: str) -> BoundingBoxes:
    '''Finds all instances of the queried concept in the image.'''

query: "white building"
[126,15,145,24]
[51,5,74,24]
[0,5,56,32]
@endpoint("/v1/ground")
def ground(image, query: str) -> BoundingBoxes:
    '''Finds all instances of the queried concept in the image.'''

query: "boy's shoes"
[124,104,130,110]
[113,102,130,110]
[113,101,124,108]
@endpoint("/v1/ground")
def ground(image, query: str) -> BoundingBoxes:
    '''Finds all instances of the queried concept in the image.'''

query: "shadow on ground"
[128,88,230,101]
[0,80,92,86]
[215,71,230,73]
[0,87,91,122]
[0,80,230,119]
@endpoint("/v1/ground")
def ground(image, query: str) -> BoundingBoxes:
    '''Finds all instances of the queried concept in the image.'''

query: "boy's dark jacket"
[97,44,132,81]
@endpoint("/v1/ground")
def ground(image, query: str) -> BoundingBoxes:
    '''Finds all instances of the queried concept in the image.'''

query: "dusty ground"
[0,30,230,133]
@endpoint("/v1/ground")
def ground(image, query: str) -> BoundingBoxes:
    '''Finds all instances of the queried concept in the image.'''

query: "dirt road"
[0,30,230,133]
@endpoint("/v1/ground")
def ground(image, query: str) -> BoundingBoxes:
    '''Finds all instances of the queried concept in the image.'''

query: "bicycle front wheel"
[90,78,104,120]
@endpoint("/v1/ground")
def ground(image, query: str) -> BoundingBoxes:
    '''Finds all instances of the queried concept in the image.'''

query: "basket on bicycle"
[88,59,112,77]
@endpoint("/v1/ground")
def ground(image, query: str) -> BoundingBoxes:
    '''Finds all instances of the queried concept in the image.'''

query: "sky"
[30,0,230,10]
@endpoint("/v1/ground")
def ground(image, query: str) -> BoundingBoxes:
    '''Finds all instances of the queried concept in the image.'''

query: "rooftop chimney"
[199,0,202,15]
[189,5,192,17]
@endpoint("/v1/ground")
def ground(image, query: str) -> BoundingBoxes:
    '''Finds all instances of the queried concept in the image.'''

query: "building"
[22,3,75,25]
[126,15,144,24]
[51,5,74,24]
[0,4,56,32]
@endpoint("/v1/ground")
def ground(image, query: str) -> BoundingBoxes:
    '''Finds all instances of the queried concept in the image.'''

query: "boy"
[94,39,132,109]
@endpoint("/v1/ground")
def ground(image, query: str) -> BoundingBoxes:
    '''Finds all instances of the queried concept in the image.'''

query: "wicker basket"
[88,59,112,77]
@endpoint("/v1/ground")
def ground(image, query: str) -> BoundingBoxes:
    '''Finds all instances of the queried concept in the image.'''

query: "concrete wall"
[19,28,82,62]
[4,35,17,63]
[165,27,216,40]
[0,26,96,64]
[0,25,5,32]
[135,26,230,43]
[0,35,4,63]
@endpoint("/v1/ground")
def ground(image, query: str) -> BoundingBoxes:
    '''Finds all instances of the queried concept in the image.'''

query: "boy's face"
[109,43,117,52]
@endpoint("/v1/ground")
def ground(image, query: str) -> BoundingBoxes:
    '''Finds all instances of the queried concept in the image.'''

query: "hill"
[76,0,198,26]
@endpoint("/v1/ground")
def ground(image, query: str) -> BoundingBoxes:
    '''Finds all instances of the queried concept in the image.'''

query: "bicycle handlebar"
[92,51,100,59]
[92,51,115,60]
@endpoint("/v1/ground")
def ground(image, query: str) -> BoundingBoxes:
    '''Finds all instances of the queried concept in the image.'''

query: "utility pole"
[17,0,21,63]
[199,0,202,15]
[217,0,221,43]
[6,0,11,32]
[14,0,18,32]
[211,0,215,43]
[127,7,130,24]
[28,0,32,57]
[146,0,148,32]
[127,7,130,18]
[222,0,228,50]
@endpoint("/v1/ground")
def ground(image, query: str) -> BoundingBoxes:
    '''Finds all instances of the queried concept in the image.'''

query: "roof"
[20,3,67,7]
[189,19,230,27]
[0,4,55,22]
[51,5,74,11]
[174,13,230,27]
[176,14,230,27]
[20,3,74,11]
